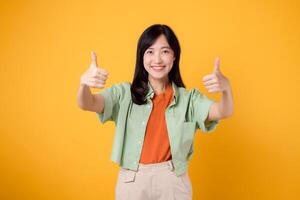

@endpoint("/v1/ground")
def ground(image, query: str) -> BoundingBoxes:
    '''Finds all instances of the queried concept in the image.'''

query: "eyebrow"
[147,46,172,50]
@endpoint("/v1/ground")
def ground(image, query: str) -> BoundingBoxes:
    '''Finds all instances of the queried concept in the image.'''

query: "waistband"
[137,160,174,171]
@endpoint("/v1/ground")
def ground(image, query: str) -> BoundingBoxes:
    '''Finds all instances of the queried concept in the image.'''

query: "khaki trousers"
[115,160,192,200]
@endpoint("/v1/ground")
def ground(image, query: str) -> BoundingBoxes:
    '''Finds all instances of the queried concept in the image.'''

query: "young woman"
[77,24,233,200]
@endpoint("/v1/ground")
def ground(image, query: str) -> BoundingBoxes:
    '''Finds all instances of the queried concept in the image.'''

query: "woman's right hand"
[80,51,109,89]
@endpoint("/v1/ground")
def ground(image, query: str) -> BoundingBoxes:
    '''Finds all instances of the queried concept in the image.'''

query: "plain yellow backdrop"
[0,0,299,199]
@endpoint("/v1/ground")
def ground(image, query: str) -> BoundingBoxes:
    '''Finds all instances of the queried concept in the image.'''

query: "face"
[143,34,175,82]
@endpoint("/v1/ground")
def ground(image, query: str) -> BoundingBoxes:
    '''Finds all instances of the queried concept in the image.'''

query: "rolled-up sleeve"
[96,83,123,124]
[191,88,219,133]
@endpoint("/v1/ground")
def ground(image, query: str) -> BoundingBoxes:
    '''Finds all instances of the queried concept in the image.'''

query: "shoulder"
[107,81,131,91]
[176,86,205,98]
[110,81,130,87]
[176,86,213,106]
[105,81,132,100]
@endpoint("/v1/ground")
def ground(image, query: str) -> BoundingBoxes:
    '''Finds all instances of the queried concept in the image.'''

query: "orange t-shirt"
[139,83,174,164]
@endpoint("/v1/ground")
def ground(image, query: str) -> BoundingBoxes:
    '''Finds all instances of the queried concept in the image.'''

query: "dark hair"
[130,24,185,105]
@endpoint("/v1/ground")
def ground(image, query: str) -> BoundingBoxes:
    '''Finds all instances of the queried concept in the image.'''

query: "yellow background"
[0,0,299,199]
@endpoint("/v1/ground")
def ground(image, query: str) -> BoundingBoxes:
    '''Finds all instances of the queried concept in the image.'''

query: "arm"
[207,86,233,121]
[77,84,105,113]
[203,57,234,122]
[77,51,108,113]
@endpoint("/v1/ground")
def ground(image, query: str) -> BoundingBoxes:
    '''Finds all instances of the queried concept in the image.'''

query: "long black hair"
[130,24,185,105]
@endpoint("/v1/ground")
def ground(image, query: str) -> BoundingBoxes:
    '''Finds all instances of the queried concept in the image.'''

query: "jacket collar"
[146,81,178,104]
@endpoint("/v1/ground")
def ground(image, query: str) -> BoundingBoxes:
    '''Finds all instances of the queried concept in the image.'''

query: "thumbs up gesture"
[202,57,230,93]
[80,51,109,89]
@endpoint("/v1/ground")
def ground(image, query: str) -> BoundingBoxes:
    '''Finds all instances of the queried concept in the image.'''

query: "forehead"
[148,34,171,49]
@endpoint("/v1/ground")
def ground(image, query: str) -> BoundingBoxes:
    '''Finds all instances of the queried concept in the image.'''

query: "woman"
[77,24,233,200]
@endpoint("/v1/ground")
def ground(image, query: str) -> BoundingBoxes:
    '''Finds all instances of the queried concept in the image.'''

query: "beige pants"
[115,160,192,200]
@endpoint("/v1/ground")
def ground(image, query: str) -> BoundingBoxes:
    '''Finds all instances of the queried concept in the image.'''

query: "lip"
[151,65,165,72]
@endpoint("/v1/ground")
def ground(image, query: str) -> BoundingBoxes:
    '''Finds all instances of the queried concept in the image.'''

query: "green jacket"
[97,81,218,176]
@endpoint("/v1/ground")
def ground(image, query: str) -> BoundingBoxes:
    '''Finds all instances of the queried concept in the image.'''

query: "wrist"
[80,81,87,87]
[223,83,232,94]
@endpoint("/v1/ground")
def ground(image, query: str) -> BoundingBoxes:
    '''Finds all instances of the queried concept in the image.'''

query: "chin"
[149,74,168,80]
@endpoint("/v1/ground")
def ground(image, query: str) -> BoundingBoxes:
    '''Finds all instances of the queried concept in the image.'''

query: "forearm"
[217,86,234,118]
[77,84,95,110]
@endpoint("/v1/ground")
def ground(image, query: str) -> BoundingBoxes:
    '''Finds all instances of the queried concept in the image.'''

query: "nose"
[153,52,162,64]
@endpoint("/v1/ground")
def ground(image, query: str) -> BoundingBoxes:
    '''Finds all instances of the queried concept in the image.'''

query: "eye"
[162,50,170,54]
[146,50,153,54]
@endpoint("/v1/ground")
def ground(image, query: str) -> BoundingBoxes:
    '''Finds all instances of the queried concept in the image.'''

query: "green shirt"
[97,81,218,176]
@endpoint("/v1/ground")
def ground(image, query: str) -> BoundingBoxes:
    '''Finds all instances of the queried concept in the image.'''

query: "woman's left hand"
[202,57,231,93]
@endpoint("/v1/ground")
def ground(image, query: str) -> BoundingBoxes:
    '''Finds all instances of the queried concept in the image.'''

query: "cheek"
[165,58,174,67]
[143,59,149,71]
[143,57,150,67]
[165,55,175,64]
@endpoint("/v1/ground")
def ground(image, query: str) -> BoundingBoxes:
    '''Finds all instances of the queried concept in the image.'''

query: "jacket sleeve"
[190,88,219,133]
[96,83,125,124]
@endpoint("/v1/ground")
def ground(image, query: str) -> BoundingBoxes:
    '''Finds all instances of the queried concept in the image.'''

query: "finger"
[206,84,219,90]
[213,56,220,73]
[202,74,215,82]
[98,68,109,76]
[97,78,106,84]
[94,84,105,89]
[92,69,108,78]
[203,78,218,86]
[92,73,107,80]
[208,87,220,93]
[89,82,105,89]
[89,77,106,84]
[87,79,105,87]
[90,51,98,67]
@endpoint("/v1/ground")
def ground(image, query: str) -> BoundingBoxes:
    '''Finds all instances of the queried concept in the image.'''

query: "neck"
[148,76,170,95]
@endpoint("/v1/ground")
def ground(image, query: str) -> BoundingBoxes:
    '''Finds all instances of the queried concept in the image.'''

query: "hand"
[202,57,230,93]
[80,51,109,89]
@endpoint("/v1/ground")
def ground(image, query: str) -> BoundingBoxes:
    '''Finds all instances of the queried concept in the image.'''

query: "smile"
[151,66,165,71]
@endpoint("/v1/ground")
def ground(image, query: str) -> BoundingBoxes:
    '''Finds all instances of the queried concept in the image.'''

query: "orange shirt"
[139,83,174,164]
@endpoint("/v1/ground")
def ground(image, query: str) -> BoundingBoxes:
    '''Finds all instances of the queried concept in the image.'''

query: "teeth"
[151,66,164,70]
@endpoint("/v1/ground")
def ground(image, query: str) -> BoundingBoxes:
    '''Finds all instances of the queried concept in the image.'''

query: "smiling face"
[143,34,175,82]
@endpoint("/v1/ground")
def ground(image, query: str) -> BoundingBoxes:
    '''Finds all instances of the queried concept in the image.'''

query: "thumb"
[90,51,98,67]
[213,56,221,73]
